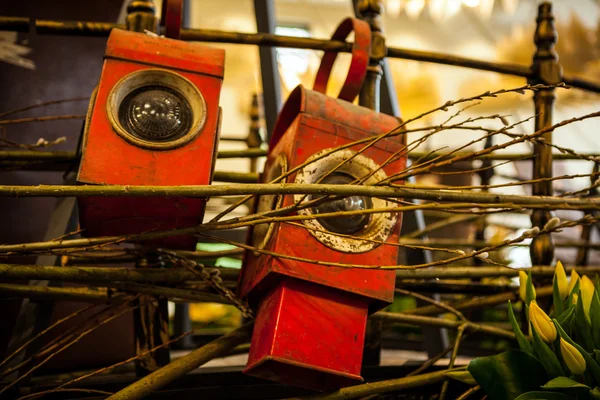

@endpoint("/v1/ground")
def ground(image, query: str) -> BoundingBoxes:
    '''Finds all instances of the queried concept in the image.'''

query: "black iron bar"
[2,17,600,92]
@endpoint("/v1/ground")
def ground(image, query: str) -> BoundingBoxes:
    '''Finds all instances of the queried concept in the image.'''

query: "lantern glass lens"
[118,85,193,142]
[311,173,372,234]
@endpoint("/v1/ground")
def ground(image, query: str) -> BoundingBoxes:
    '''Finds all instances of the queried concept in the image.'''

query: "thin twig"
[0,115,85,125]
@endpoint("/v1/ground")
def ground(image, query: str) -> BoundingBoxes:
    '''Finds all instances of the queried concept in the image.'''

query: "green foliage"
[468,266,600,400]
[575,295,596,352]
[554,278,565,316]
[591,292,600,348]
[467,350,549,400]
[531,327,564,378]
[509,300,533,355]
[541,376,589,390]
[515,392,574,400]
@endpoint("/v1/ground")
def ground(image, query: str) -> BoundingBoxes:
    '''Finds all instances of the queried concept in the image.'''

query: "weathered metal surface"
[245,277,367,391]
[238,85,406,390]
[77,28,225,250]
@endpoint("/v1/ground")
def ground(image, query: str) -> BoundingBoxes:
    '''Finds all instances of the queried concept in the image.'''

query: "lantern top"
[106,28,225,78]
[270,85,403,150]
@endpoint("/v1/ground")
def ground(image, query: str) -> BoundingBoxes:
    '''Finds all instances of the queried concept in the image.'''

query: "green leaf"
[554,319,600,386]
[541,376,590,390]
[590,291,600,349]
[554,278,565,316]
[468,349,549,400]
[556,305,575,329]
[509,300,533,354]
[515,392,575,400]
[445,370,477,385]
[567,280,581,308]
[575,294,595,352]
[532,326,564,378]
[592,387,600,399]
[527,270,536,306]
[594,350,600,365]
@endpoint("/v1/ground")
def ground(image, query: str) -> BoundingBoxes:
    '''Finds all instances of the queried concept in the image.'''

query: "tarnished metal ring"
[313,17,371,103]
[107,68,206,151]
[160,0,183,39]
[252,153,288,252]
[294,149,397,253]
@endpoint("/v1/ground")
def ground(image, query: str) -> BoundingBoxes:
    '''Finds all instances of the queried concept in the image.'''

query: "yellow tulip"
[581,275,595,319]
[529,300,557,343]
[560,338,586,375]
[554,261,569,300]
[519,270,527,302]
[569,269,581,293]
[572,293,579,306]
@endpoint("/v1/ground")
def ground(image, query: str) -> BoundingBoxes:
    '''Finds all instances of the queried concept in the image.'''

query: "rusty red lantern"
[237,18,406,391]
[76,28,225,250]
[237,84,406,391]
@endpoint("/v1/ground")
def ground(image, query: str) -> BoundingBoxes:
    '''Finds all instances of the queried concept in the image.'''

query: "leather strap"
[313,17,371,103]
[160,0,183,39]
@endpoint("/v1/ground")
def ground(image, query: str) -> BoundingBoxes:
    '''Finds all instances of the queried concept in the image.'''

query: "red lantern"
[237,84,406,391]
[77,29,225,250]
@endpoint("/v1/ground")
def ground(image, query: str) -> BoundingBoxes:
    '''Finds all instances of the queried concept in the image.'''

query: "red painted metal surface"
[245,277,367,391]
[77,29,224,249]
[313,17,370,102]
[238,85,406,390]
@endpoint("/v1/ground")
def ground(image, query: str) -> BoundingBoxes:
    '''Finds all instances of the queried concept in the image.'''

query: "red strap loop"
[160,0,183,39]
[313,17,371,103]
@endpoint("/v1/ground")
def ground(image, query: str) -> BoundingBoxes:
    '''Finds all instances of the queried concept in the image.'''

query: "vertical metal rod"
[253,0,282,141]
[133,255,171,376]
[380,59,401,118]
[529,2,561,267]
[247,93,265,174]
[576,164,599,266]
[474,136,494,268]
[353,0,385,367]
[124,0,171,375]
[353,0,448,359]
[168,1,197,352]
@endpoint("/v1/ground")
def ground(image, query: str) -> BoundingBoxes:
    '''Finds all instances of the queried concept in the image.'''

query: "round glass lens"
[310,173,372,234]
[118,85,192,142]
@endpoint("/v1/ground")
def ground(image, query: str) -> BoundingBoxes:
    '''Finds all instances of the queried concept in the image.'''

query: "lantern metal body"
[77,29,224,249]
[238,85,406,391]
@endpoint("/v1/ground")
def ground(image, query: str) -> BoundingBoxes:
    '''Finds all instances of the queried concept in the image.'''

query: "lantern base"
[78,196,205,250]
[244,277,367,391]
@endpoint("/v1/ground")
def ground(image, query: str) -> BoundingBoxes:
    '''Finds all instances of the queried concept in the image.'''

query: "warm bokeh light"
[405,0,425,19]
[462,0,480,7]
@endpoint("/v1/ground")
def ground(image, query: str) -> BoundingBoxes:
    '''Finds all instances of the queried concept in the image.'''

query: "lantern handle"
[313,17,371,103]
[160,0,183,39]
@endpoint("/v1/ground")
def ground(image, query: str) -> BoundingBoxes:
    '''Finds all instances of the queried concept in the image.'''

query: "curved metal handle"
[313,17,371,103]
[160,0,183,39]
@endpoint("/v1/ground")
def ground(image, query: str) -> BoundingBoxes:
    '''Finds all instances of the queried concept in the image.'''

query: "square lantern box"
[238,85,406,391]
[77,29,225,250]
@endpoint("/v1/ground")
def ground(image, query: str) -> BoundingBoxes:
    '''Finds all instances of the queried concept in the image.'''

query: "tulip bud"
[529,300,557,343]
[554,261,569,300]
[560,338,586,375]
[581,275,595,318]
[519,270,527,302]
[572,293,579,306]
[569,269,580,293]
